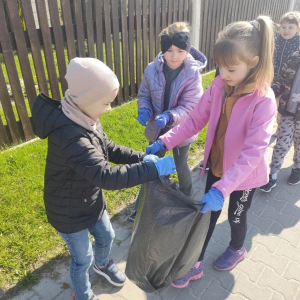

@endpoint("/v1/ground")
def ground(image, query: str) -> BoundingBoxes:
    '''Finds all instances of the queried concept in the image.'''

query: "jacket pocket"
[81,190,101,213]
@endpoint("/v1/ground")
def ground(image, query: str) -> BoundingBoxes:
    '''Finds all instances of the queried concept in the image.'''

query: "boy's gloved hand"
[137,109,151,126]
[143,154,160,163]
[146,139,165,155]
[155,113,170,129]
[200,188,224,213]
[153,156,176,176]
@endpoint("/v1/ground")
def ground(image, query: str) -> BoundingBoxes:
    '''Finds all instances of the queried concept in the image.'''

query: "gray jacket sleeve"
[137,72,154,115]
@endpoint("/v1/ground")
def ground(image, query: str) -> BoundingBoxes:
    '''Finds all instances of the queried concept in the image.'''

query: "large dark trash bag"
[125,177,210,293]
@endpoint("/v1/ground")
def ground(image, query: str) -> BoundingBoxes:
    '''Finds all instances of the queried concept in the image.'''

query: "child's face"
[79,88,119,121]
[219,62,250,88]
[280,21,300,40]
[163,45,188,70]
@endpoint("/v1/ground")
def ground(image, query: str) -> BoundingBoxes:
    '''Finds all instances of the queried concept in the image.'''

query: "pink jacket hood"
[160,76,276,198]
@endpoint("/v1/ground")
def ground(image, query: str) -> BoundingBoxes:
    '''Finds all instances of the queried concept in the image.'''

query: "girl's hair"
[159,22,190,37]
[280,11,300,27]
[213,16,275,95]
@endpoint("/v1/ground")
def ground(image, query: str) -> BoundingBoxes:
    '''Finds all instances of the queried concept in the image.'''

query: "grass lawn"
[0,70,215,292]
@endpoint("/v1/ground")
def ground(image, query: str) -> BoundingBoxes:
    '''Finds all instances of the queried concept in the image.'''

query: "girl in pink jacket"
[147,16,276,288]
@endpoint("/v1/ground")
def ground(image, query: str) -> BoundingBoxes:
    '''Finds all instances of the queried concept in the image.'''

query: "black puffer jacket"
[32,94,158,233]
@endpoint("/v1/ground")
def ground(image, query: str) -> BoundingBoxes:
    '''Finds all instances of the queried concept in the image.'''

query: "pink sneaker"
[171,262,203,289]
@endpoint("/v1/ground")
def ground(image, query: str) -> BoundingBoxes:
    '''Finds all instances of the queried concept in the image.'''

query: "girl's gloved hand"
[137,109,151,126]
[146,139,165,155]
[153,156,176,176]
[155,113,170,129]
[200,188,224,213]
[143,154,160,163]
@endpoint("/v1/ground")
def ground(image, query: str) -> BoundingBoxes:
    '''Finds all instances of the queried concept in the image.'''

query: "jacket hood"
[154,46,207,73]
[32,93,74,139]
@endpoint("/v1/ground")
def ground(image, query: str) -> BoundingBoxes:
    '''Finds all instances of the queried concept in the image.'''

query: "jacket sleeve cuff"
[212,182,228,199]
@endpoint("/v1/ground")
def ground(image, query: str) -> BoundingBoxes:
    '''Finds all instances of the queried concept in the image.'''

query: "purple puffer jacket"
[137,47,207,147]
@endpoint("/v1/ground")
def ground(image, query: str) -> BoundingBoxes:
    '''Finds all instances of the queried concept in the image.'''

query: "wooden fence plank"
[74,0,86,57]
[142,0,148,71]
[103,0,113,70]
[20,0,48,95]
[60,0,77,61]
[201,0,209,63]
[210,0,218,68]
[198,0,205,50]
[0,1,34,140]
[173,0,178,23]
[120,0,129,102]
[48,0,68,95]
[217,0,225,33]
[155,0,161,55]
[35,0,61,99]
[128,0,136,95]
[0,64,21,143]
[0,114,9,147]
[149,0,154,62]
[178,0,184,21]
[188,0,193,24]
[205,0,214,70]
[7,0,37,108]
[84,0,95,57]
[224,0,232,26]
[95,0,104,61]
[161,0,167,30]
[183,0,188,21]
[135,0,142,90]
[168,0,173,25]
[111,0,123,105]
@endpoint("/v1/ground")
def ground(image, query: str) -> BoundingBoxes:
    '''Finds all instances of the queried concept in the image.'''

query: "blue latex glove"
[146,139,165,155]
[153,156,176,176]
[143,154,160,163]
[155,113,170,129]
[137,109,151,126]
[200,188,224,213]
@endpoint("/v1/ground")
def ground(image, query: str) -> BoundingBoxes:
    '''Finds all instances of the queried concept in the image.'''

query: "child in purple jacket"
[127,22,207,223]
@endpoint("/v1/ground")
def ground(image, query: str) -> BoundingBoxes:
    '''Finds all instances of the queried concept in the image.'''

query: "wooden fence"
[0,0,290,147]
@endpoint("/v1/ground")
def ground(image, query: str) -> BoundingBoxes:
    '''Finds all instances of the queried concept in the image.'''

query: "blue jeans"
[58,210,115,300]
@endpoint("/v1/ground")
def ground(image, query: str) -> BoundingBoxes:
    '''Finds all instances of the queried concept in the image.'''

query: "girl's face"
[219,62,251,88]
[280,22,300,40]
[163,45,188,70]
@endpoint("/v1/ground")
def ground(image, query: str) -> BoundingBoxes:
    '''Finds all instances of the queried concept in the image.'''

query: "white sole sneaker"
[93,264,126,287]
[259,183,276,192]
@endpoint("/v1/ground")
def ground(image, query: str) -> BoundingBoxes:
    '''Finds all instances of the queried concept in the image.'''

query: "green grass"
[0,70,215,292]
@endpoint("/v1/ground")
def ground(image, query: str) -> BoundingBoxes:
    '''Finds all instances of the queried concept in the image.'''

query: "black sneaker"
[93,259,126,287]
[199,161,209,171]
[259,175,277,192]
[287,168,300,185]
[126,211,136,224]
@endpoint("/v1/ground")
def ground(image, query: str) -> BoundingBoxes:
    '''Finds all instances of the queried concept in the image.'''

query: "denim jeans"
[58,210,115,300]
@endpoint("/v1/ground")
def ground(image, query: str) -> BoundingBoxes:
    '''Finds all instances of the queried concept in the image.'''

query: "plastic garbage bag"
[125,176,210,293]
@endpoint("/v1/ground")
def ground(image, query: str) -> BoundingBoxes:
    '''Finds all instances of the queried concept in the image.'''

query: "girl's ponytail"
[255,16,275,93]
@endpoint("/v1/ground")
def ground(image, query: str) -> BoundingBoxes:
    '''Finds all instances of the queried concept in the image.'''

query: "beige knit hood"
[61,57,120,131]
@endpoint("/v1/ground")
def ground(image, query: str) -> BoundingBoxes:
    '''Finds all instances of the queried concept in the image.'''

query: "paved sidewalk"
[11,136,300,300]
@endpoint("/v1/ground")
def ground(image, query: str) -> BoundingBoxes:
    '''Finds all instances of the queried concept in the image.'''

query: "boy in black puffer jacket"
[32,58,175,300]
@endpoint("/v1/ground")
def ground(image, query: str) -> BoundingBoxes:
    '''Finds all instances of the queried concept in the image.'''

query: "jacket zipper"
[278,40,288,76]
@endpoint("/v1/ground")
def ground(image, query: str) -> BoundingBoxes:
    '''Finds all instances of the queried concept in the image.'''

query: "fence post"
[288,0,295,11]
[191,0,201,49]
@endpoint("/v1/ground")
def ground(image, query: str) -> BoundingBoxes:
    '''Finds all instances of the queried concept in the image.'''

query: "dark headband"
[161,32,191,54]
